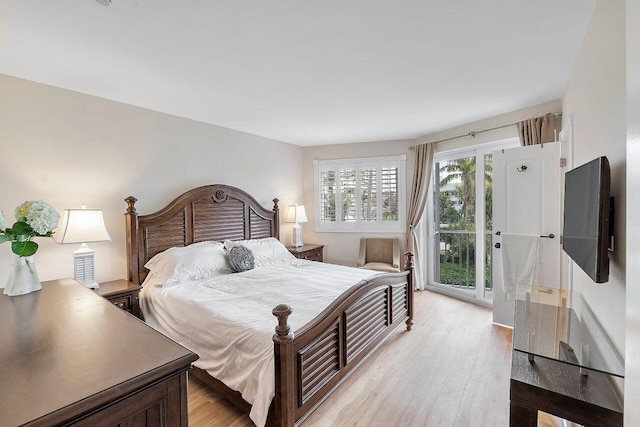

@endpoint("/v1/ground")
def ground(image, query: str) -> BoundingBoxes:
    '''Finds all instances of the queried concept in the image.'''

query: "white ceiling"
[0,0,595,146]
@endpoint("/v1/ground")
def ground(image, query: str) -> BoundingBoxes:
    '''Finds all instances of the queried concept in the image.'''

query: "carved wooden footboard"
[272,256,413,427]
[124,184,414,427]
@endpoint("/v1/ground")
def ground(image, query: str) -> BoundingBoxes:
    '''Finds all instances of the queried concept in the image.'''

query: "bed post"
[404,251,415,331]
[272,304,295,427]
[272,198,280,240]
[125,196,140,285]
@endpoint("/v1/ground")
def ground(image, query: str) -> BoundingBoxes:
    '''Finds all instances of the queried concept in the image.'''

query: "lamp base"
[74,245,98,289]
[292,224,303,247]
[74,277,99,289]
[83,281,100,289]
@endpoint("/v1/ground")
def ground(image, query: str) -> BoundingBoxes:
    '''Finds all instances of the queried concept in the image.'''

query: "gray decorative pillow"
[227,246,255,272]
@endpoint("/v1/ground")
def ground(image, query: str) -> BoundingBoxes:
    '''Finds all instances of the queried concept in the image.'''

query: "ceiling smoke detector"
[95,0,111,5]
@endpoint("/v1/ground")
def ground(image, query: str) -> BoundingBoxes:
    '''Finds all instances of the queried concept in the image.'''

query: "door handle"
[495,243,501,249]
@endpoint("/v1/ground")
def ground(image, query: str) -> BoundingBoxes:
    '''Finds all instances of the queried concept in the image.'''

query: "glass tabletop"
[512,285,624,378]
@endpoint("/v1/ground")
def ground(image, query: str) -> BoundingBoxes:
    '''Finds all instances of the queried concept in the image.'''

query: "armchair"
[356,238,401,273]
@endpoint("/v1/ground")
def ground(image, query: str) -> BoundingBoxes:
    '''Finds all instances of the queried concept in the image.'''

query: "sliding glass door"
[428,141,516,304]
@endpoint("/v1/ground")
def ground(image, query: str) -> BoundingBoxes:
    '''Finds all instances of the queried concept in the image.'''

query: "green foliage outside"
[438,191,460,225]
[438,232,493,289]
[439,157,478,223]
[437,155,494,289]
[439,260,492,289]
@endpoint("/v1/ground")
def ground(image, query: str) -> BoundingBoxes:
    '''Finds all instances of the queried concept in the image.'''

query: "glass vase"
[3,254,42,296]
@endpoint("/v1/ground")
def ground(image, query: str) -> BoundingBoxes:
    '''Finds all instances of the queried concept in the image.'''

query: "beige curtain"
[517,113,556,146]
[405,142,435,290]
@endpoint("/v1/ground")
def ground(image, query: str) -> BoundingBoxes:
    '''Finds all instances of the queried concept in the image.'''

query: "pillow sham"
[223,237,295,268]
[144,240,221,272]
[144,241,231,286]
[227,246,255,272]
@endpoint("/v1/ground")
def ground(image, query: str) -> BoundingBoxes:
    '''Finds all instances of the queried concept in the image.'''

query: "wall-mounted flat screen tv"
[562,156,612,283]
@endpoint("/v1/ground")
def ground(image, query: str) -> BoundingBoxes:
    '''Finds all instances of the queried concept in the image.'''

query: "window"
[314,155,406,232]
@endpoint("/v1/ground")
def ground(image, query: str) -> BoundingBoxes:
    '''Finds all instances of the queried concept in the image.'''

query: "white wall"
[625,0,640,422]
[0,74,303,285]
[302,139,414,266]
[561,0,627,356]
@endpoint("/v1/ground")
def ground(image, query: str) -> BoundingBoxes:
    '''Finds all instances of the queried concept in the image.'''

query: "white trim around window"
[314,155,406,233]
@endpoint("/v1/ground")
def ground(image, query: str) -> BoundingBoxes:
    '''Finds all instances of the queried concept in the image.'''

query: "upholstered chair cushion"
[356,238,401,272]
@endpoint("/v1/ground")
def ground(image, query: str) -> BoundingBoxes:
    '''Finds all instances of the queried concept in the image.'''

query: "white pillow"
[144,241,231,286]
[144,240,220,271]
[223,237,294,267]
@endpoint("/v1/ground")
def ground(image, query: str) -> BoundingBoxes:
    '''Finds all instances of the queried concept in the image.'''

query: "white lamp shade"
[56,209,111,244]
[286,205,308,224]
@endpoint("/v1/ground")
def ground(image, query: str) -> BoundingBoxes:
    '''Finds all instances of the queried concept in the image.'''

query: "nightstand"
[287,244,324,262]
[95,279,142,319]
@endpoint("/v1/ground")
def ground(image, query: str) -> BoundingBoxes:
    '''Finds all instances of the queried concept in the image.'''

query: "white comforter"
[141,259,379,427]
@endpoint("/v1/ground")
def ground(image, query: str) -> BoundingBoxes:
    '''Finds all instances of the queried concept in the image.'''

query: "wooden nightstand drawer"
[95,280,142,319]
[288,244,324,262]
[108,294,133,312]
[299,248,323,262]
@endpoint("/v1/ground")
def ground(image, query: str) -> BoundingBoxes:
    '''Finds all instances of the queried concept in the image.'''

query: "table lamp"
[56,206,111,289]
[286,204,308,247]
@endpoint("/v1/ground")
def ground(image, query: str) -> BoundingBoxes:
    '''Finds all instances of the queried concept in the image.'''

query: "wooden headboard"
[125,184,280,285]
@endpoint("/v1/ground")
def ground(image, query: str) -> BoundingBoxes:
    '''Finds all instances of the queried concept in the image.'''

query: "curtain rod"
[409,111,562,149]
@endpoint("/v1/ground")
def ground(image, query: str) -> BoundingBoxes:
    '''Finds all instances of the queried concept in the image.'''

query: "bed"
[124,184,414,427]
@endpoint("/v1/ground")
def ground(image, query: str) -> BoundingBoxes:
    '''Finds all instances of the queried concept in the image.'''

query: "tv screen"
[562,156,611,283]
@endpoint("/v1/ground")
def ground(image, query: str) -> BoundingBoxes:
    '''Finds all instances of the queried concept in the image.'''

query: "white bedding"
[141,259,379,427]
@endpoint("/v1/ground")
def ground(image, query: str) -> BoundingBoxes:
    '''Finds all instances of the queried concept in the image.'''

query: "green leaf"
[0,235,10,244]
[11,221,34,235]
[12,241,38,257]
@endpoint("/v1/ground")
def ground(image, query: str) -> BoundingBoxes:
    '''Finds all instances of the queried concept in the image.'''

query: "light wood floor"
[188,290,513,427]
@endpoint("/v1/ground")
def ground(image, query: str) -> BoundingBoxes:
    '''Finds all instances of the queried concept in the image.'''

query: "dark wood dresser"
[0,278,198,426]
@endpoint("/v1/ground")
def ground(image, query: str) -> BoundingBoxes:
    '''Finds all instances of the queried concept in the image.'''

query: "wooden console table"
[510,293,624,426]
[0,278,198,426]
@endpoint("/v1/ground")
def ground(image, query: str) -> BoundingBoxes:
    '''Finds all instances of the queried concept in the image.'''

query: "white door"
[492,142,562,326]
